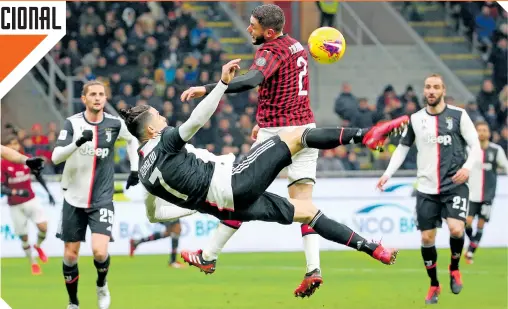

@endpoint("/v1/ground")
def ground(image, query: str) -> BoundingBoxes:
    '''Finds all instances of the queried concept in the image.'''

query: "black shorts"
[159,218,180,228]
[468,201,492,222]
[231,136,292,207]
[56,199,115,243]
[205,192,295,225]
[415,184,469,231]
[203,136,295,225]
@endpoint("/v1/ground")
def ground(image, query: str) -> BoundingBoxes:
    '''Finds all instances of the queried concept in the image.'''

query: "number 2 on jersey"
[297,56,308,96]
[149,167,188,201]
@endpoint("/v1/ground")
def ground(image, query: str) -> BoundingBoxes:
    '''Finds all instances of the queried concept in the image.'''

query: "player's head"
[119,105,167,141]
[423,74,446,107]
[248,4,285,45]
[2,135,21,152]
[81,80,107,113]
[475,121,491,142]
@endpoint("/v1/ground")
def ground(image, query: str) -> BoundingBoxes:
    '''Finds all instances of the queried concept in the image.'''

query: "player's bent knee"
[37,222,47,232]
[449,226,464,238]
[64,243,80,262]
[421,232,436,246]
[289,198,318,224]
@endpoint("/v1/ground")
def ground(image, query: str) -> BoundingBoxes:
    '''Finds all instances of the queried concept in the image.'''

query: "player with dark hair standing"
[180,4,340,297]
[120,61,408,286]
[377,74,482,305]
[52,81,140,309]
[464,121,508,264]
[129,216,185,268]
[1,135,54,275]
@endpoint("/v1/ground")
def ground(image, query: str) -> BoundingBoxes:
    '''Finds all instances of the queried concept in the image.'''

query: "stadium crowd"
[4,1,507,174]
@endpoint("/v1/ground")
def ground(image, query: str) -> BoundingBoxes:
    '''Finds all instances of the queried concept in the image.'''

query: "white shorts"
[9,197,47,236]
[252,123,319,185]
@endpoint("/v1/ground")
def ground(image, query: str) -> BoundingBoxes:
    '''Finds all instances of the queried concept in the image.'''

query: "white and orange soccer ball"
[307,27,347,64]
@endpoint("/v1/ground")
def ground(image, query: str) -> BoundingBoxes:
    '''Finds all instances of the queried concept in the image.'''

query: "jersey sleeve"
[460,111,481,171]
[118,118,135,141]
[399,120,416,146]
[55,119,74,147]
[161,127,186,153]
[250,49,282,79]
[495,145,508,173]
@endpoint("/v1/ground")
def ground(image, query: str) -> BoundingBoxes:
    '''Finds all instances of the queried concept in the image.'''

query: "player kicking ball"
[464,121,508,264]
[1,136,55,275]
[120,60,409,287]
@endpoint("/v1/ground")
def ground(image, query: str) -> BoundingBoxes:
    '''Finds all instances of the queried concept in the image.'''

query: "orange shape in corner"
[0,35,47,82]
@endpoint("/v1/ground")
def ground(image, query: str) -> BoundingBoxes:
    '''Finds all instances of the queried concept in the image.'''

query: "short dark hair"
[475,120,490,129]
[252,4,285,32]
[2,134,18,146]
[118,105,152,139]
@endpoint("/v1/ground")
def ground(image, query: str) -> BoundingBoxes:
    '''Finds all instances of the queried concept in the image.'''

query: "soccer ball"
[307,27,347,64]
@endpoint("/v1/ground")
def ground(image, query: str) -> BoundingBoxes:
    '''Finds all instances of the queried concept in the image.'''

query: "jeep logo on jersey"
[427,135,452,145]
[79,145,110,158]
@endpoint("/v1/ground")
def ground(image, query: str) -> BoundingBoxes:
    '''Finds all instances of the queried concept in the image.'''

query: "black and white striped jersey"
[55,112,138,208]
[469,142,508,202]
[400,105,480,195]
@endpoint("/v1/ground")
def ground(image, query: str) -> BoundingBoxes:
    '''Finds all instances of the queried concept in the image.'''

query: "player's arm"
[495,145,508,174]
[203,50,280,94]
[382,121,415,178]
[145,192,197,223]
[177,60,239,143]
[1,145,28,164]
[118,119,140,172]
[459,112,481,171]
[52,119,92,164]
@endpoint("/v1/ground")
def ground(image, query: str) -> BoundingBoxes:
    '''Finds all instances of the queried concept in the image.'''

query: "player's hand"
[452,168,469,184]
[26,157,44,174]
[76,129,93,147]
[126,171,139,189]
[48,195,56,206]
[251,124,260,141]
[376,175,390,191]
[181,86,206,102]
[14,189,30,198]
[221,59,241,84]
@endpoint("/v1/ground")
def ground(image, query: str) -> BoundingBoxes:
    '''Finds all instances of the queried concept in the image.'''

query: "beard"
[424,94,443,107]
[253,35,265,45]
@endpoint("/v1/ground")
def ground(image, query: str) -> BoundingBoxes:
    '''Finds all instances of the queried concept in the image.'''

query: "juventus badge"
[446,117,453,130]
[105,128,112,142]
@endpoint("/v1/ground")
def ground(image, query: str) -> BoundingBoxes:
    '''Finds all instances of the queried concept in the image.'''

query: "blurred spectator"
[475,6,496,59]
[334,82,359,123]
[191,19,214,51]
[476,79,501,130]
[317,150,345,172]
[488,38,507,93]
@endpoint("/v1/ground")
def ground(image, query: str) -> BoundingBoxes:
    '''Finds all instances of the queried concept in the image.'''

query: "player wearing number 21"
[377,74,482,305]
[180,4,324,297]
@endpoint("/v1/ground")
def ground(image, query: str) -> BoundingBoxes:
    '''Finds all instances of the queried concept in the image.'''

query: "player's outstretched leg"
[302,209,398,265]
[182,220,242,274]
[466,219,485,264]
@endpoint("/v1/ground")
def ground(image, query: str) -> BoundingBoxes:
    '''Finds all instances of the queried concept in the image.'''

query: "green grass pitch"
[1,248,507,309]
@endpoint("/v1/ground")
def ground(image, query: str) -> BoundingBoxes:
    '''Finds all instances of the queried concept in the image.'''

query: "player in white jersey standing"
[52,81,140,309]
[376,74,482,305]
[464,121,508,264]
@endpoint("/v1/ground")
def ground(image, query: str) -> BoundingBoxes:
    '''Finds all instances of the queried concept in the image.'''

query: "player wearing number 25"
[52,80,140,309]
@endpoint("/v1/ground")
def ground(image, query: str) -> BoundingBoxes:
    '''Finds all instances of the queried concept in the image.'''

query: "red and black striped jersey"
[250,34,315,128]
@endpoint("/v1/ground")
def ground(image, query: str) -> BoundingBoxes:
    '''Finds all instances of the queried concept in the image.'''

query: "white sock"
[202,223,238,261]
[22,241,35,264]
[303,234,321,273]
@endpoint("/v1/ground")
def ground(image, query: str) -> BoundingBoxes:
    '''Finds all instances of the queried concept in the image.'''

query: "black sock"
[139,232,163,243]
[309,210,378,255]
[450,235,464,271]
[63,261,79,305]
[94,255,110,287]
[170,237,179,263]
[470,228,483,253]
[302,127,367,149]
[421,245,439,286]
[465,225,473,240]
